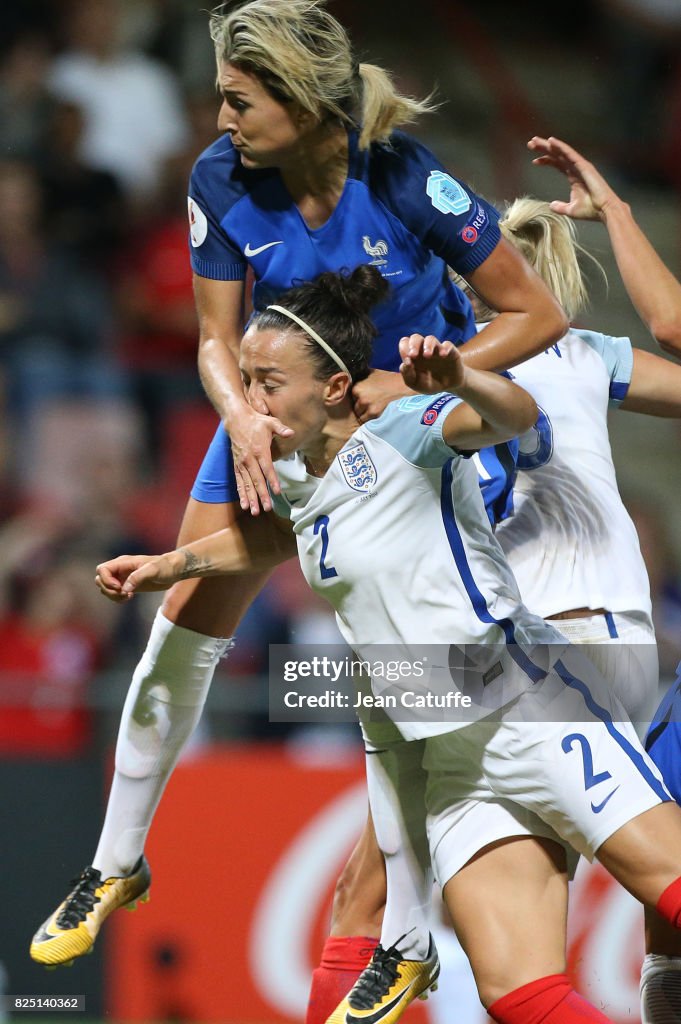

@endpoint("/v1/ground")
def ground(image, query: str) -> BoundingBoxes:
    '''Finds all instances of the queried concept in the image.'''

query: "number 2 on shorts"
[561,732,612,789]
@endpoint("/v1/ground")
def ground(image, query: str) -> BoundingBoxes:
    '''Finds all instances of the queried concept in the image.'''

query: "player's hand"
[226,406,294,516]
[528,136,621,222]
[399,334,466,394]
[352,369,412,423]
[95,554,178,601]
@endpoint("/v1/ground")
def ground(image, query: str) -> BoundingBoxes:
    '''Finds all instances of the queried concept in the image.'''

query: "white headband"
[266,305,351,377]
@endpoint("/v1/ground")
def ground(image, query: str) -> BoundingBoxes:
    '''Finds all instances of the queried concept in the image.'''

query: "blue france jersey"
[188,129,500,364]
[188,128,515,522]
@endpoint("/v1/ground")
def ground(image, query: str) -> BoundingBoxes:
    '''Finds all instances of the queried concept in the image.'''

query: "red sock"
[305,935,378,1024]
[657,875,681,927]
[488,974,614,1024]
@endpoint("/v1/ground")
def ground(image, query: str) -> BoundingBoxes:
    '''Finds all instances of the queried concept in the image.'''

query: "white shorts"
[545,610,658,724]
[423,651,669,887]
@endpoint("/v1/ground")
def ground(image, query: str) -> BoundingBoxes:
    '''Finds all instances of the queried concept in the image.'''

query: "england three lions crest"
[338,442,377,492]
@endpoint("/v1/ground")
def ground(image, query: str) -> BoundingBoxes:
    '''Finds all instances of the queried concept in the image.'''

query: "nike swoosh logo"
[244,240,283,257]
[33,920,76,942]
[345,982,414,1024]
[591,786,620,814]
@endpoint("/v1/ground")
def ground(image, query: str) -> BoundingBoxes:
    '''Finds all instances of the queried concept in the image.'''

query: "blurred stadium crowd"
[1,0,681,757]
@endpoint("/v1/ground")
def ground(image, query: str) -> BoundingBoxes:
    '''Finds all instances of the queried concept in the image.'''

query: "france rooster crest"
[338,442,377,492]
[362,236,388,267]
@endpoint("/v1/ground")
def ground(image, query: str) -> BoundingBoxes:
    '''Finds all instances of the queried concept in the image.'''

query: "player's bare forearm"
[198,334,251,422]
[600,200,681,358]
[110,515,297,598]
[399,334,537,447]
[446,367,538,448]
[529,136,681,358]
[193,273,249,423]
[174,514,296,577]
[458,238,568,372]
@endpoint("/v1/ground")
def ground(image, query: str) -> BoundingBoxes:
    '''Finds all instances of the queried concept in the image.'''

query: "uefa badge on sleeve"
[338,442,377,492]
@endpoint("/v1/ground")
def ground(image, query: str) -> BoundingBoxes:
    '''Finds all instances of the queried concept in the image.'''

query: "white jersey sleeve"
[574,329,634,406]
[364,393,465,466]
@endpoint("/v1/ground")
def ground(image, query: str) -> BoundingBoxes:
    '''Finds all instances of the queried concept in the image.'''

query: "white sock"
[93,610,232,878]
[365,741,433,961]
[641,954,681,1024]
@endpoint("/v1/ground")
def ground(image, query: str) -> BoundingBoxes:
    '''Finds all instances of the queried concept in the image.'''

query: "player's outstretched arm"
[529,136,681,358]
[95,513,296,600]
[399,333,537,448]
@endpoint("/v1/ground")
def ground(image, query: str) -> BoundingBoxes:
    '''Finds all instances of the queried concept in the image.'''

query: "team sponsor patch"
[471,202,489,231]
[420,394,454,425]
[337,442,377,492]
[187,196,208,247]
[426,171,472,216]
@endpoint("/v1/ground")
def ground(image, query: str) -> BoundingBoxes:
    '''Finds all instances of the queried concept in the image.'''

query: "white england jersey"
[272,394,566,739]
[496,329,652,625]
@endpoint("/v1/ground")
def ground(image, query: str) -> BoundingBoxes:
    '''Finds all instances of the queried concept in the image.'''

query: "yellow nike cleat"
[30,857,151,967]
[325,933,440,1024]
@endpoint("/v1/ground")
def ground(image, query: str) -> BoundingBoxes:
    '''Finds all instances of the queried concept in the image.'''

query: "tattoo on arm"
[176,547,212,580]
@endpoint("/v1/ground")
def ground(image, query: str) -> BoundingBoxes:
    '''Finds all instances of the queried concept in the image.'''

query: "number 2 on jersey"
[314,515,338,580]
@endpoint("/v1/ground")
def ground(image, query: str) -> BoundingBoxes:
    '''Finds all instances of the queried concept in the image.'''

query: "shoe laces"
[348,932,411,1010]
[56,867,103,928]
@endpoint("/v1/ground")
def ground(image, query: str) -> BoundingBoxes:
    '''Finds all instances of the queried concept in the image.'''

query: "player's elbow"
[538,297,569,346]
[650,317,681,359]
[516,390,539,434]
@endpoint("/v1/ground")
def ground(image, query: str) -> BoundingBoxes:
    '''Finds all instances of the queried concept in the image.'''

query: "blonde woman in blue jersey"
[92,263,681,1024]
[29,0,567,971]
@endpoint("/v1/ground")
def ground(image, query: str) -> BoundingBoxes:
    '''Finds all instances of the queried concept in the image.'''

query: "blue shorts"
[645,668,681,803]
[190,424,239,504]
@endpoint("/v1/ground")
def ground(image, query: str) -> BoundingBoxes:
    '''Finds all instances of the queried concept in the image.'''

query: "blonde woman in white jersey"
[305,139,681,1024]
[492,207,658,723]
[526,133,681,1024]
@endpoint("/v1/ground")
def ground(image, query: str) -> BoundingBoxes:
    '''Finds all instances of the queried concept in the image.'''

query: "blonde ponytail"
[357,63,437,148]
[499,199,605,321]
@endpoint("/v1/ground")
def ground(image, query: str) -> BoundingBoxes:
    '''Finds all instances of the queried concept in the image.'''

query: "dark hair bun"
[314,264,389,316]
